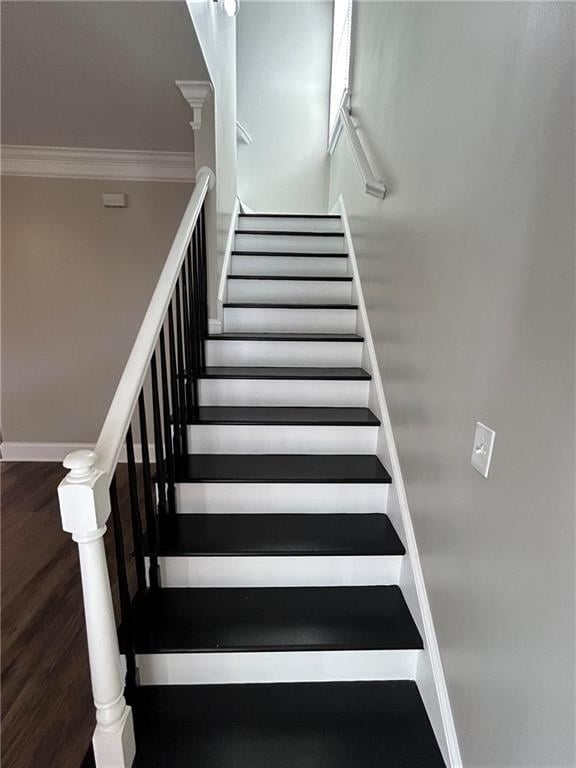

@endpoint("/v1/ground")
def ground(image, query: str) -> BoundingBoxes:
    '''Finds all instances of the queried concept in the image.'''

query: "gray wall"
[2,176,192,443]
[1,1,206,152]
[237,0,331,212]
[329,3,575,766]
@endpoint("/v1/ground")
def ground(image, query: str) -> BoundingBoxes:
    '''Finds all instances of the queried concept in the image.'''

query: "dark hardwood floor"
[1,461,138,768]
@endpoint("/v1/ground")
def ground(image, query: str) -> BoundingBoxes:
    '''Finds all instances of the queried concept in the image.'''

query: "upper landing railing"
[328,90,387,200]
[57,166,215,768]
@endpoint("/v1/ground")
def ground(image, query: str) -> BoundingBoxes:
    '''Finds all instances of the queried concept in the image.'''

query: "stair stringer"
[333,195,462,768]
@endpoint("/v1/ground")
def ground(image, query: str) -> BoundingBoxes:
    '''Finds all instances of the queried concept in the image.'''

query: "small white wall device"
[102,193,127,208]
[471,422,496,477]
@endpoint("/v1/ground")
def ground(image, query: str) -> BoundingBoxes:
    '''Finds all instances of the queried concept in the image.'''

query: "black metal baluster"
[159,329,176,515]
[150,353,167,515]
[180,260,195,421]
[138,391,160,590]
[192,224,203,376]
[125,426,146,592]
[174,284,189,456]
[199,204,208,368]
[110,474,137,695]
[167,304,183,465]
[184,247,199,420]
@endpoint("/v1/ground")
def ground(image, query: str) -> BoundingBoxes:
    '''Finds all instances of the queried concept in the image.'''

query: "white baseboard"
[1,442,155,463]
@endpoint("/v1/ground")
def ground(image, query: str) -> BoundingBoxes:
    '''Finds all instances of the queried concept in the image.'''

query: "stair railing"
[327,89,386,199]
[57,166,215,768]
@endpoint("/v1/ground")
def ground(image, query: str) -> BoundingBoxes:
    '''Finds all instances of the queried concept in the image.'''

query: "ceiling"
[1,1,209,152]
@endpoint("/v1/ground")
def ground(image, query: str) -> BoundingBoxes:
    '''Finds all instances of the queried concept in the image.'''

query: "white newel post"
[58,450,136,768]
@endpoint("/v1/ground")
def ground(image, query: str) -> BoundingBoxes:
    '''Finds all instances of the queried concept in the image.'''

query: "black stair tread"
[228,274,353,281]
[130,586,422,652]
[175,454,392,484]
[207,332,364,341]
[223,302,358,309]
[131,681,445,768]
[189,406,380,426]
[240,213,341,219]
[200,366,371,380]
[145,513,404,557]
[232,250,348,258]
[236,230,345,237]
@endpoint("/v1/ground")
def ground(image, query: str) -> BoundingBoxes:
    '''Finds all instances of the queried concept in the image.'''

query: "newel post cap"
[63,449,99,482]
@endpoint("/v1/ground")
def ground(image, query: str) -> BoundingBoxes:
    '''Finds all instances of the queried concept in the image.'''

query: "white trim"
[186,423,378,454]
[208,318,222,335]
[176,482,388,515]
[2,442,90,462]
[198,378,369,408]
[216,197,241,325]
[134,649,420,686]
[335,196,462,767]
[0,145,195,183]
[154,554,402,588]
[175,80,213,131]
[205,338,362,368]
[236,120,253,145]
[1,442,155,464]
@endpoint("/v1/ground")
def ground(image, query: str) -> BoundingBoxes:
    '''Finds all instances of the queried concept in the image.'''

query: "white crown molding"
[175,80,213,131]
[0,145,195,182]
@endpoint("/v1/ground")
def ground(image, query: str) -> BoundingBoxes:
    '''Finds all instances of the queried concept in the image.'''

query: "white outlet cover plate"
[471,422,495,477]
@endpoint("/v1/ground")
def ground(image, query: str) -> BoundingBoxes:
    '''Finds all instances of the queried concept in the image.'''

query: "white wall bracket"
[236,120,253,145]
[175,80,213,131]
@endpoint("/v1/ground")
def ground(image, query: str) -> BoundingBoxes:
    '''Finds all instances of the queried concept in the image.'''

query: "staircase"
[62,179,447,767]
[128,213,445,766]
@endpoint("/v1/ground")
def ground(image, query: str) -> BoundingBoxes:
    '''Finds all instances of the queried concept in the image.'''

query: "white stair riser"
[231,254,348,276]
[205,340,363,368]
[227,279,352,304]
[176,483,389,514]
[135,650,419,685]
[198,379,370,407]
[152,555,402,588]
[237,217,342,233]
[235,233,345,253]
[187,424,378,454]
[224,307,357,334]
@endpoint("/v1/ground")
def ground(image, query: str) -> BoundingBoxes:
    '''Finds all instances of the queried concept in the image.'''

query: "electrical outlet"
[471,422,495,477]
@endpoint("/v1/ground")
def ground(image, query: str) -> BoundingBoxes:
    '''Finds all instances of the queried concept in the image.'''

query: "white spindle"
[58,450,136,768]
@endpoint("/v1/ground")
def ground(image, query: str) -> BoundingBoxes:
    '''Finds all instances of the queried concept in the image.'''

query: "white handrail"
[94,166,215,481]
[328,91,386,200]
